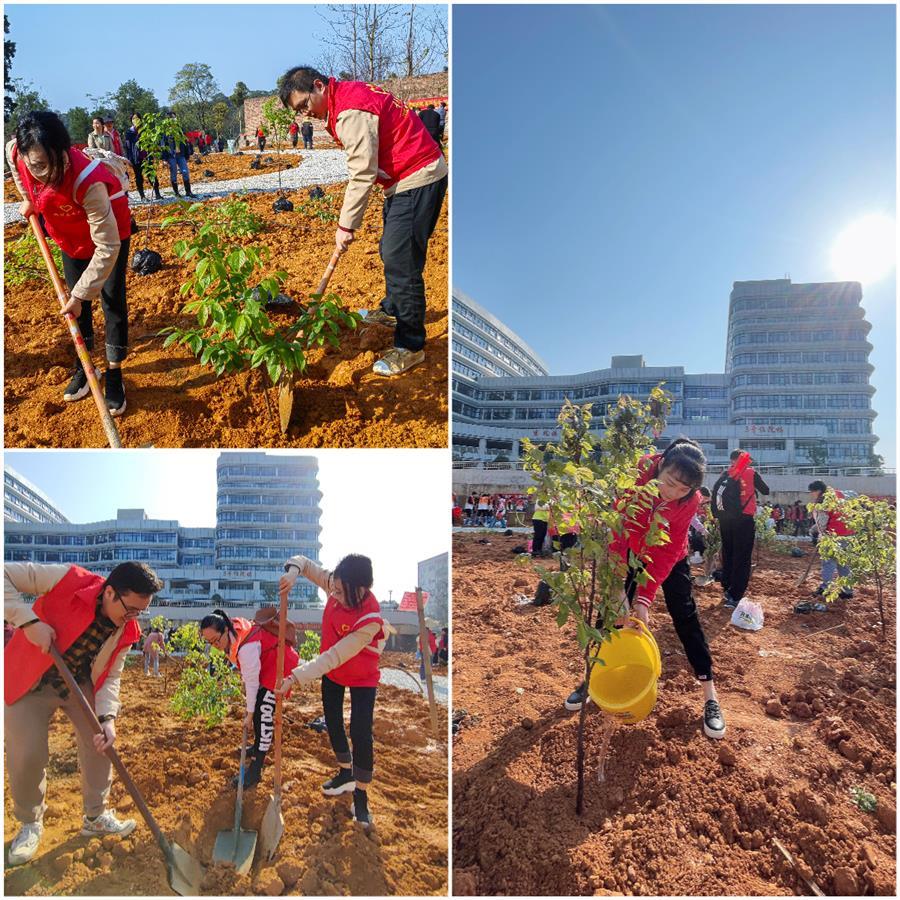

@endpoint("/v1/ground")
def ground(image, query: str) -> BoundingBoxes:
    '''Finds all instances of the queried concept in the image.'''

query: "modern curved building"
[452,279,879,469]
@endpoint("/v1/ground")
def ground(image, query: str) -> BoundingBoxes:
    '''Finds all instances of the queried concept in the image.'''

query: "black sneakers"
[322,768,356,796]
[105,368,127,417]
[703,699,726,739]
[352,788,372,828]
[64,363,97,402]
[564,682,588,712]
[230,763,262,790]
[722,592,738,609]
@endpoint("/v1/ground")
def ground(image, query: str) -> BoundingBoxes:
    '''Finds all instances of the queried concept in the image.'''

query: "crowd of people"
[452,492,529,527]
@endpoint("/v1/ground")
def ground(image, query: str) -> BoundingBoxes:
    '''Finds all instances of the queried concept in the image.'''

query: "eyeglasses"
[295,92,313,115]
[114,590,150,620]
[203,631,228,650]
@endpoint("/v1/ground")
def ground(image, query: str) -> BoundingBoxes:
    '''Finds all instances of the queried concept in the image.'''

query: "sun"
[830,214,896,285]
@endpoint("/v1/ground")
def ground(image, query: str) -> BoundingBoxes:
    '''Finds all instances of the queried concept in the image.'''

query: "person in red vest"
[4,560,163,866]
[279,66,448,377]
[564,438,726,740]
[104,118,123,157]
[256,126,266,152]
[7,111,132,416]
[277,553,386,829]
[199,608,299,789]
[289,120,299,148]
[711,449,770,609]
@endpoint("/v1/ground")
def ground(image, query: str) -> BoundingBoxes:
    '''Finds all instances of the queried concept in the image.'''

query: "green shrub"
[5,230,63,286]
[299,630,321,662]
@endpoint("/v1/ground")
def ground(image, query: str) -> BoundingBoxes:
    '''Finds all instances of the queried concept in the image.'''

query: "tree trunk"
[575,648,589,815]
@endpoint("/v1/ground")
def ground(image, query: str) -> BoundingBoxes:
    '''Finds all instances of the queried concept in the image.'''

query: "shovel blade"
[213,828,258,876]
[259,797,284,861]
[168,841,206,896]
[278,379,293,434]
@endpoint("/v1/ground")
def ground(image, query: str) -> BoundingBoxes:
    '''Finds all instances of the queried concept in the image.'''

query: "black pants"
[251,685,277,761]
[258,138,266,152]
[379,175,448,351]
[688,528,707,556]
[130,162,158,200]
[321,675,376,783]
[61,237,130,363]
[720,514,755,602]
[532,519,548,556]
[291,135,298,148]
[303,135,313,149]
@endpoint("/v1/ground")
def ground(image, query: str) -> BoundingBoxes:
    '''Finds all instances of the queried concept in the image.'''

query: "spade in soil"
[213,722,258,874]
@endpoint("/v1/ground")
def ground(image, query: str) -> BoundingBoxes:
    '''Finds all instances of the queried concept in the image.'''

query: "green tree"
[522,387,671,814]
[99,79,159,131]
[814,490,896,639]
[230,80,249,134]
[210,100,230,139]
[64,106,93,144]
[171,645,242,727]
[299,630,321,662]
[262,95,297,196]
[4,79,50,144]
[135,110,187,240]
[169,63,219,134]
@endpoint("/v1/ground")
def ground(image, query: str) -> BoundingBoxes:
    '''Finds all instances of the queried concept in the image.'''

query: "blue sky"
[453,4,896,466]
[5,450,447,602]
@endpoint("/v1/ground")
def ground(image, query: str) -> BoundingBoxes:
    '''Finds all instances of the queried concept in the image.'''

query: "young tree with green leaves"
[135,111,187,238]
[262,95,297,205]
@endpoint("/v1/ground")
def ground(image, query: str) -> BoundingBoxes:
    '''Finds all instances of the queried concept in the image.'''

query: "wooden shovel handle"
[314,248,343,296]
[27,215,123,449]
[273,588,288,799]
[48,646,174,864]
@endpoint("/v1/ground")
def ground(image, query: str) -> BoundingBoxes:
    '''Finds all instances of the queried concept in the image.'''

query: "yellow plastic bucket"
[588,618,661,724]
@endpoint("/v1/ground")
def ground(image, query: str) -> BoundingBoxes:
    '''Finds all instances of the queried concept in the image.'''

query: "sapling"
[261,96,297,210]
[521,386,671,814]
[171,645,242,728]
[135,111,188,244]
[298,630,321,662]
[813,490,896,638]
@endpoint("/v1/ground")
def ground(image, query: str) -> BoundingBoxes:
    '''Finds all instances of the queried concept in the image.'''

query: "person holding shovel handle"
[7,110,133,416]
[562,438,727,740]
[199,608,298,790]
[277,553,387,829]
[4,560,163,866]
[279,66,448,377]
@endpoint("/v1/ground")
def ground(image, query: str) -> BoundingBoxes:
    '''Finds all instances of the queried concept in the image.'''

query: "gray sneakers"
[80,809,137,838]
[7,821,43,866]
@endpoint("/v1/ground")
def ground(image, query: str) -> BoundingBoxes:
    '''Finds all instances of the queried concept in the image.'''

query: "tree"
[64,106,92,144]
[169,63,219,134]
[210,100,230,139]
[807,442,828,472]
[814,490,896,639]
[4,80,50,145]
[399,4,432,78]
[4,14,16,123]
[522,387,671,814]
[262,96,297,197]
[359,4,401,82]
[97,79,159,131]
[230,80,249,134]
[135,110,187,240]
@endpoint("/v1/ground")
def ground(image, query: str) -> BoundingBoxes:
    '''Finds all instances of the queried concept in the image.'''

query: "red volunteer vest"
[13,145,131,258]
[738,467,758,516]
[229,618,299,691]
[325,79,441,190]
[825,490,854,536]
[321,591,384,687]
[5,566,141,706]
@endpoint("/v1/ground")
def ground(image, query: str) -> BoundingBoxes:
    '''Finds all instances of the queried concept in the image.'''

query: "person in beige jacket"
[4,561,162,866]
[86,116,112,151]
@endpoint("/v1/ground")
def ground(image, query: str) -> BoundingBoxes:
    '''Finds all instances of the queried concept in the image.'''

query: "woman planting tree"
[563,437,727,740]
[277,553,386,829]
[279,65,448,377]
[199,608,298,789]
[6,111,133,416]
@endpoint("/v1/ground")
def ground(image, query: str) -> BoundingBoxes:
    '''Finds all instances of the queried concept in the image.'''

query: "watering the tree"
[279,66,448,377]
[198,608,299,790]
[277,553,388,829]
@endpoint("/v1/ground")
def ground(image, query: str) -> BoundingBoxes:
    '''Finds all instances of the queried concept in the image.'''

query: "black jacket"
[418,108,441,143]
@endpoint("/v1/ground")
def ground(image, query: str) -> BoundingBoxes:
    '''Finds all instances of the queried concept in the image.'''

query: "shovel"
[277,247,344,434]
[213,722,257,874]
[259,587,288,859]
[795,546,819,587]
[27,214,124,449]
[48,646,203,895]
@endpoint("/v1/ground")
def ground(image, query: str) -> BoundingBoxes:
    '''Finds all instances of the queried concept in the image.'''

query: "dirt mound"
[4,186,447,448]
[452,534,896,896]
[4,664,447,895]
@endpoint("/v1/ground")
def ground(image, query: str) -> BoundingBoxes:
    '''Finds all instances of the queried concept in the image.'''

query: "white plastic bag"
[731,598,764,631]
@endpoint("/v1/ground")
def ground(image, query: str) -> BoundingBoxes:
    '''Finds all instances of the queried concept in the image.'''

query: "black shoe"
[171,184,181,196]
[352,788,372,829]
[183,177,196,198]
[703,699,726,739]
[838,589,854,600]
[104,368,127,417]
[322,768,355,796]
[564,682,588,712]
[812,585,825,597]
[722,592,738,609]
[64,362,97,402]
[230,765,262,790]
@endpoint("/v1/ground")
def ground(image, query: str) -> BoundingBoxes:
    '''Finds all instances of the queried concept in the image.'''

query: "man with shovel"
[279,66,448,377]
[4,560,163,866]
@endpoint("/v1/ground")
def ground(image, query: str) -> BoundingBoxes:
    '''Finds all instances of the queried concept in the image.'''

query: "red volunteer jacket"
[321,591,384,687]
[324,79,441,190]
[229,617,299,691]
[5,566,140,706]
[13,145,131,258]
[823,490,854,537]
[610,453,700,608]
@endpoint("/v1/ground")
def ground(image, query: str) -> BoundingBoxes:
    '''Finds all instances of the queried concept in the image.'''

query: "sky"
[453,4,897,466]
[5,3,446,111]
[5,450,448,603]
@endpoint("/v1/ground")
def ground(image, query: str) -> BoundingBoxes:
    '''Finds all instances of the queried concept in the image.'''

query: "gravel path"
[381,666,449,704]
[3,149,349,225]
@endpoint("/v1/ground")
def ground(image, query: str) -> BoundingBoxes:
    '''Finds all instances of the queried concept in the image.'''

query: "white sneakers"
[373,347,425,376]
[80,809,137,838]
[7,821,43,866]
[689,552,704,565]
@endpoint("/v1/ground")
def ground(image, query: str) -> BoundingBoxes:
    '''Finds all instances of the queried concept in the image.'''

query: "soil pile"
[4,664,448,895]
[452,533,896,896]
[4,185,447,448]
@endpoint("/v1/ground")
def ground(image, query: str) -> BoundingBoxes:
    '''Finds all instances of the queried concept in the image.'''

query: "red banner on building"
[399,590,429,610]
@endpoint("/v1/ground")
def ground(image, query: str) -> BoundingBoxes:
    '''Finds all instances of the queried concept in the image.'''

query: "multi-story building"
[452,279,880,470]
[4,466,68,526]
[417,552,448,625]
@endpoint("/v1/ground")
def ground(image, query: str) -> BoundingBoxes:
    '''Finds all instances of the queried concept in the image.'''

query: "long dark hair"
[200,608,238,639]
[16,111,71,189]
[658,437,706,501]
[333,554,374,610]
